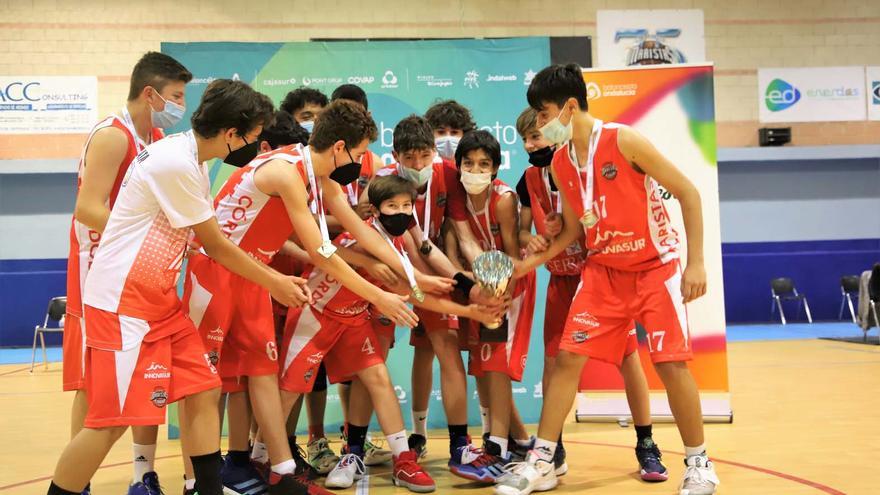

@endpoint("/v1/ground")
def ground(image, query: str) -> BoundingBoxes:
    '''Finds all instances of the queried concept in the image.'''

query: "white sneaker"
[325,453,366,489]
[493,451,557,495]
[363,437,393,466]
[679,455,719,495]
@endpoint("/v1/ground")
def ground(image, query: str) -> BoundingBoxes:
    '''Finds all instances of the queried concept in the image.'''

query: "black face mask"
[329,148,362,185]
[225,136,259,168]
[528,146,555,167]
[378,212,412,237]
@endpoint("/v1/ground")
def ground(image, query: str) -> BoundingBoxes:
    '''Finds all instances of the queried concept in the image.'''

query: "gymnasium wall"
[1,0,880,343]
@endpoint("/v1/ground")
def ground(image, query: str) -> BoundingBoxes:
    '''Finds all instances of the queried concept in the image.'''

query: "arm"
[74,127,130,232]
[385,276,502,327]
[278,240,312,266]
[452,219,485,265]
[443,221,469,272]
[518,205,534,248]
[617,126,706,303]
[496,192,521,260]
[407,224,459,278]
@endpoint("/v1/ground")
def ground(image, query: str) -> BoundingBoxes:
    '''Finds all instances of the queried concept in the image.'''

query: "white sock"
[132,443,156,482]
[514,437,532,448]
[684,444,707,458]
[184,478,196,491]
[412,409,428,437]
[386,429,409,457]
[489,435,509,457]
[251,441,269,464]
[480,407,491,435]
[532,438,557,463]
[271,459,297,475]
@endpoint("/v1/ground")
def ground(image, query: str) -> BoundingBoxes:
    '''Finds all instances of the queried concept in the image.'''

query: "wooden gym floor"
[0,339,876,494]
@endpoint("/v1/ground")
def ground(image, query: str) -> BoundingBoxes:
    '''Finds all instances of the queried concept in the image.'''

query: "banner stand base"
[575,392,732,424]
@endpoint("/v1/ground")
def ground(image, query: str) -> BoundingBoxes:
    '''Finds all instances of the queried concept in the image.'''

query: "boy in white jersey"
[47,80,310,495]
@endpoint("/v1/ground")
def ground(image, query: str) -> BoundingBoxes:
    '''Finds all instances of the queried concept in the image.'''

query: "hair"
[515,107,539,138]
[308,99,378,152]
[526,63,588,112]
[127,51,192,101]
[331,84,369,111]
[392,115,435,153]
[424,100,476,133]
[454,130,502,169]
[190,80,275,139]
[368,175,417,208]
[259,111,310,149]
[280,87,329,115]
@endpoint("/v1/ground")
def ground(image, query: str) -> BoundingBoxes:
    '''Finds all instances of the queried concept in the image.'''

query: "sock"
[489,436,509,457]
[132,443,156,483]
[347,423,369,453]
[386,429,409,457]
[227,450,250,467]
[635,424,653,444]
[514,437,532,448]
[448,424,469,451]
[271,459,297,476]
[190,451,223,495]
[412,409,428,437]
[250,441,269,464]
[532,438,557,463]
[184,478,196,491]
[684,443,707,458]
[479,407,490,435]
[308,424,325,443]
[48,482,81,495]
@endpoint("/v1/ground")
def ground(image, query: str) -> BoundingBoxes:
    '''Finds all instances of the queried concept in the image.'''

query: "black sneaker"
[290,443,320,482]
[267,471,331,495]
[553,442,568,476]
[508,437,533,463]
[407,433,428,460]
[635,437,668,482]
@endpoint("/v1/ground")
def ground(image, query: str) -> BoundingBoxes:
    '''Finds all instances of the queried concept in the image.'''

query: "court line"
[0,455,181,491]
[0,366,31,377]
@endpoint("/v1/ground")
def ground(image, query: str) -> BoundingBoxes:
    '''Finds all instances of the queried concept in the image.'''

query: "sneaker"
[392,450,436,493]
[509,438,534,464]
[552,442,568,476]
[252,459,271,481]
[363,437,393,466]
[81,483,91,495]
[679,455,719,495]
[128,472,163,495]
[221,455,269,495]
[635,437,668,482]
[447,441,483,474]
[307,438,339,475]
[268,471,333,495]
[407,433,428,460]
[325,453,366,489]
[291,444,320,482]
[493,451,557,495]
[450,452,508,483]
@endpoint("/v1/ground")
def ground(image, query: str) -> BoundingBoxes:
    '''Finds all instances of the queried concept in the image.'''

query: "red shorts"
[561,260,692,366]
[467,271,536,382]
[279,307,385,393]
[370,309,396,351]
[183,253,279,381]
[544,274,580,358]
[62,312,86,391]
[409,308,459,349]
[83,306,221,428]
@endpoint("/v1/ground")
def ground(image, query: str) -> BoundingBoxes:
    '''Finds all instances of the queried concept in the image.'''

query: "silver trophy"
[472,250,512,337]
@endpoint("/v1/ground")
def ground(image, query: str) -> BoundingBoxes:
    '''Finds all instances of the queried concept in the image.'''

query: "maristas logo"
[765,79,801,112]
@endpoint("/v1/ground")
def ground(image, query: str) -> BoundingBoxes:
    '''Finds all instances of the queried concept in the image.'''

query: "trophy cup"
[472,250,513,342]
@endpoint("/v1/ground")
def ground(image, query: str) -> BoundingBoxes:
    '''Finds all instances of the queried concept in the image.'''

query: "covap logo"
[765,78,801,112]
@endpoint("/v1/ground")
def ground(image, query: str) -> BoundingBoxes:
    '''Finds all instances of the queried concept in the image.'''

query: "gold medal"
[419,240,432,255]
[317,241,337,258]
[580,210,598,228]
[412,286,425,303]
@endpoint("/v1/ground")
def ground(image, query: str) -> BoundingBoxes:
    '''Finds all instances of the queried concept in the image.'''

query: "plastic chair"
[839,275,860,323]
[30,296,66,372]
[770,278,812,325]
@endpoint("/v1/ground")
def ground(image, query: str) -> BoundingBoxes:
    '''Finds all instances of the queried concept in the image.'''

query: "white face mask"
[538,106,573,145]
[460,170,493,194]
[435,135,460,159]
[403,165,433,187]
[300,120,315,133]
[151,93,185,129]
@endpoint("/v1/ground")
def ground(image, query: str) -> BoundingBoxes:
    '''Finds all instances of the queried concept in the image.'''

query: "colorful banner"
[867,66,880,121]
[0,76,97,134]
[161,38,551,437]
[596,10,705,68]
[575,64,731,422]
[758,66,867,123]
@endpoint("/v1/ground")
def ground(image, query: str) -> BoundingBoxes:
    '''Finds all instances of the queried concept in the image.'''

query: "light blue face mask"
[150,91,185,129]
[435,135,460,159]
[300,120,315,133]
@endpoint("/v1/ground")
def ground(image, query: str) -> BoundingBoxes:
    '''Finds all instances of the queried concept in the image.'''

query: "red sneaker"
[268,471,332,495]
[392,450,436,493]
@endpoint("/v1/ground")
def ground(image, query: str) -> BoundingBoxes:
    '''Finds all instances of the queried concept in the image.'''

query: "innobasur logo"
[765,79,801,112]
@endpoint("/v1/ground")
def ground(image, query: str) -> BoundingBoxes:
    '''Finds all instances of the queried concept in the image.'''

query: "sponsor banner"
[0,76,98,134]
[758,66,867,123]
[597,10,705,68]
[867,66,880,121]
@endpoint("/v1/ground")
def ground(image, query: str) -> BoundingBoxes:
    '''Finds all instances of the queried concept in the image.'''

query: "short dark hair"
[424,100,476,132]
[515,107,538,138]
[280,87,328,115]
[368,175,417,209]
[526,63,588,112]
[309,99,378,152]
[392,115,435,154]
[454,130,502,170]
[259,111,309,149]
[127,51,192,101]
[190,80,275,139]
[331,84,368,111]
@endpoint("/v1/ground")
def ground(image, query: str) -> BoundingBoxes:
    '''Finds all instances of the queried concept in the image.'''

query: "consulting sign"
[758,67,866,123]
[0,76,98,134]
